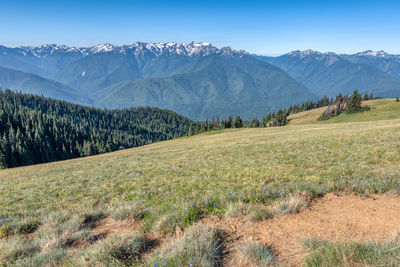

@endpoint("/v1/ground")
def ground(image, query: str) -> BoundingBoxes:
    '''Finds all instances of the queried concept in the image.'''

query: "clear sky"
[1,0,400,55]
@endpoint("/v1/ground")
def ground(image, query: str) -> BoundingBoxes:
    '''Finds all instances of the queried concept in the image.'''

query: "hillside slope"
[341,51,400,79]
[0,66,90,104]
[0,90,191,168]
[1,98,400,266]
[288,98,400,125]
[1,99,399,213]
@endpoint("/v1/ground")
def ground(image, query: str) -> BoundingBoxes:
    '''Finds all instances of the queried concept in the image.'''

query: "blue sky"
[1,0,400,55]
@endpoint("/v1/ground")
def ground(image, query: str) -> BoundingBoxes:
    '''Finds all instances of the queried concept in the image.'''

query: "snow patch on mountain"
[13,42,247,58]
[90,44,116,53]
[355,50,390,57]
[287,50,340,65]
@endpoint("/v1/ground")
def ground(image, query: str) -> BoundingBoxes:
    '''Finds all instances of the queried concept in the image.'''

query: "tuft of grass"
[153,206,202,235]
[224,201,250,218]
[0,236,40,265]
[17,248,69,267]
[79,209,105,229]
[36,209,105,251]
[248,206,273,222]
[108,201,143,220]
[304,238,400,266]
[153,213,182,235]
[148,224,224,267]
[82,234,151,266]
[274,195,308,215]
[239,242,275,266]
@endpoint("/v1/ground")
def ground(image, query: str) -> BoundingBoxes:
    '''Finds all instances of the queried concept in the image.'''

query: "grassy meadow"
[1,98,400,266]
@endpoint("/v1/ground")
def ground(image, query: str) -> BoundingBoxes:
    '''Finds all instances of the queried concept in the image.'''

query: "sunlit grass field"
[288,98,400,125]
[1,99,400,266]
[1,99,399,216]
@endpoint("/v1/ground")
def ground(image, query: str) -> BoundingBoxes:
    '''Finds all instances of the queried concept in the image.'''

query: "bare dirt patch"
[91,217,142,237]
[202,193,400,266]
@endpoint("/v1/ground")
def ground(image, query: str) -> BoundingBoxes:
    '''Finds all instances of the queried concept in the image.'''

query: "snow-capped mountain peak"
[356,50,390,57]
[288,49,322,57]
[90,43,116,53]
[286,50,340,65]
[11,42,246,58]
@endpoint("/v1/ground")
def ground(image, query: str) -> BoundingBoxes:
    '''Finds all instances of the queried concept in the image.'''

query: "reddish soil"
[87,192,400,265]
[91,217,142,237]
[202,192,400,266]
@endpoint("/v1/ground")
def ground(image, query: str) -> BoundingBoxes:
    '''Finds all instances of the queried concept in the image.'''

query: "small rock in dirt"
[175,225,183,237]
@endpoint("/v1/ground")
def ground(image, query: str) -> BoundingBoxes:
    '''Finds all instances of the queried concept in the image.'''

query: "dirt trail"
[202,193,400,266]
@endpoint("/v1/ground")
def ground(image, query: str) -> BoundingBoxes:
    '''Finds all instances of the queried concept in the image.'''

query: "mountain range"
[1,42,400,120]
[259,50,400,98]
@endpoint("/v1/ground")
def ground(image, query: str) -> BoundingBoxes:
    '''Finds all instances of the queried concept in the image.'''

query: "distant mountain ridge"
[1,43,400,120]
[0,42,316,120]
[259,49,400,98]
[340,50,400,80]
[7,42,247,59]
[0,66,91,104]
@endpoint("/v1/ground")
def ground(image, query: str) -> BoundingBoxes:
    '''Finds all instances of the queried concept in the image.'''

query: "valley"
[2,43,400,120]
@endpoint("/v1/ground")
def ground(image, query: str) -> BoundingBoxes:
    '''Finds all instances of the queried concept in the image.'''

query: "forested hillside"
[0,90,191,168]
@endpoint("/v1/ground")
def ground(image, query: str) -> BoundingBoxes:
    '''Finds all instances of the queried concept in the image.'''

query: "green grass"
[274,195,309,215]
[304,238,400,267]
[148,225,224,267]
[1,99,400,218]
[289,98,400,125]
[240,242,275,266]
[0,98,400,265]
[80,234,151,266]
[248,206,273,222]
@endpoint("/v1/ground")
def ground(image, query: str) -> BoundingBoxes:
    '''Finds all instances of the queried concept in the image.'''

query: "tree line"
[0,90,191,169]
[189,91,378,135]
[318,90,373,120]
[0,89,382,168]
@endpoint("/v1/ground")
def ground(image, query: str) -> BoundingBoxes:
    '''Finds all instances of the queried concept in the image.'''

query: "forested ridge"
[0,90,191,168]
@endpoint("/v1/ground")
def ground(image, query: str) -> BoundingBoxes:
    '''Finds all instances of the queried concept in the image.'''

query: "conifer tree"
[234,115,243,128]
[347,90,362,113]
[249,118,260,128]
[188,122,194,136]
[225,116,233,128]
[0,150,7,169]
